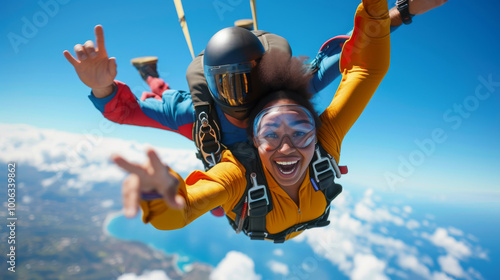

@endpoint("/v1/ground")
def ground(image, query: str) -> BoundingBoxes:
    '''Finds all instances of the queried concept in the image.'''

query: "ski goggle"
[253,104,316,151]
[204,61,257,108]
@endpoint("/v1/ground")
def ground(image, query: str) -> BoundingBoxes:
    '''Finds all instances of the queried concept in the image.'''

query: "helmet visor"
[254,105,316,151]
[205,61,257,108]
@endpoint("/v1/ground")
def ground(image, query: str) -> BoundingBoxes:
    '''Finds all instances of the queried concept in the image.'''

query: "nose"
[277,137,296,154]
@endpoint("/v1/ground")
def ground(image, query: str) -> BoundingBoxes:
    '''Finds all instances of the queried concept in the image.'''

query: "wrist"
[396,0,414,25]
[141,191,163,201]
[92,83,115,98]
[389,6,403,26]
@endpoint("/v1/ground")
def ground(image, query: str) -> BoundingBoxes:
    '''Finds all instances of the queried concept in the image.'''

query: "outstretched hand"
[409,0,448,15]
[112,149,186,218]
[63,25,117,98]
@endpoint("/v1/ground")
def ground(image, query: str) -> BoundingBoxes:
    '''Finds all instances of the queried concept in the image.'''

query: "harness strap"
[193,104,222,170]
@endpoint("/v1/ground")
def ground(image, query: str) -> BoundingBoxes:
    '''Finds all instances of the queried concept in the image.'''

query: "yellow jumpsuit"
[140,1,391,241]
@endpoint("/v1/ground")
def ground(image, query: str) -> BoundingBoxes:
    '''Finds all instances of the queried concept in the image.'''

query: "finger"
[94,25,106,53]
[173,194,186,209]
[63,50,79,67]
[108,57,118,77]
[74,44,88,61]
[122,175,140,218]
[146,149,166,173]
[83,40,97,58]
[112,154,144,174]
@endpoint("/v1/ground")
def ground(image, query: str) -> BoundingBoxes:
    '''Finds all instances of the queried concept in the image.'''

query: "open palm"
[63,25,117,93]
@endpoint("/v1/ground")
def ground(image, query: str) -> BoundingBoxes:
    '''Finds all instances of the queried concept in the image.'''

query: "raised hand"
[112,149,186,218]
[63,25,117,98]
[409,0,449,15]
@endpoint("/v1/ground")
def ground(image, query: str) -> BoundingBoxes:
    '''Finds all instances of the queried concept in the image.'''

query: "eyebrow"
[289,120,314,126]
[262,120,313,129]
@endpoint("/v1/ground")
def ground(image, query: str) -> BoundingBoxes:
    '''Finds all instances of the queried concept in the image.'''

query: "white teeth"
[275,160,298,175]
[275,160,298,165]
[279,168,295,175]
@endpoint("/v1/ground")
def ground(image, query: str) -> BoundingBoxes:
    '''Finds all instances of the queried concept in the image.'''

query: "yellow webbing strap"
[173,0,195,59]
[250,0,258,30]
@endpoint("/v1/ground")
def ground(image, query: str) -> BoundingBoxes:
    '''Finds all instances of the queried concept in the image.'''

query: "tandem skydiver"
[109,0,393,242]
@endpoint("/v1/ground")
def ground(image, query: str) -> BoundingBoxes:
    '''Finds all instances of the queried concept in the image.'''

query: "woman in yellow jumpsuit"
[113,0,391,242]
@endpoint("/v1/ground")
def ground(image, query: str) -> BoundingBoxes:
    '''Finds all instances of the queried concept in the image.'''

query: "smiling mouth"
[275,160,299,175]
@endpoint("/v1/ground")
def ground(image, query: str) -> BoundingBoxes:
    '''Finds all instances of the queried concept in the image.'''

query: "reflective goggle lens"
[254,105,316,150]
[205,61,256,107]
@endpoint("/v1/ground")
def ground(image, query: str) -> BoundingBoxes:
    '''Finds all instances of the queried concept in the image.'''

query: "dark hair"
[247,50,319,139]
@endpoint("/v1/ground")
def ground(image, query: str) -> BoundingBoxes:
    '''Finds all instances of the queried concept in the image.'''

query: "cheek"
[301,145,316,166]
[257,146,273,167]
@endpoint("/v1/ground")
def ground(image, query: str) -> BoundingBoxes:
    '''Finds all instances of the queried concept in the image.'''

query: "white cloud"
[351,254,388,280]
[448,226,464,236]
[379,226,389,234]
[273,249,284,256]
[437,254,465,278]
[366,234,410,257]
[467,233,479,242]
[406,219,420,231]
[22,195,33,204]
[432,272,454,280]
[425,214,435,220]
[467,267,484,280]
[101,199,114,208]
[353,189,404,226]
[423,228,472,259]
[268,260,289,276]
[117,270,171,280]
[397,254,431,278]
[390,206,401,214]
[210,251,261,280]
[386,268,408,279]
[403,206,412,214]
[0,123,202,192]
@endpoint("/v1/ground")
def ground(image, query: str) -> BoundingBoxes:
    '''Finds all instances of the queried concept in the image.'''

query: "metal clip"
[328,155,342,179]
[247,173,269,213]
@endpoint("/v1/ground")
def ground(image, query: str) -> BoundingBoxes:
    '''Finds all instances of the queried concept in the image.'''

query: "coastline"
[102,210,124,236]
[103,210,191,275]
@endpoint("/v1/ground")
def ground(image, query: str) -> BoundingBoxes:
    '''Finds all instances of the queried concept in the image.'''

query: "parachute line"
[173,0,195,59]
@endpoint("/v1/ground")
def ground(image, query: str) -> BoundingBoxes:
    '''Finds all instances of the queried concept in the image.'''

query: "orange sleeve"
[139,150,247,230]
[318,1,391,162]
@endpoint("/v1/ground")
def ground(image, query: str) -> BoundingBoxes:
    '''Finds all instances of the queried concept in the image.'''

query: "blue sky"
[1,0,499,200]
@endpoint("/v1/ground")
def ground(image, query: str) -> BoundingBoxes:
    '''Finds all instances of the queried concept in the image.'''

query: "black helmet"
[204,27,265,120]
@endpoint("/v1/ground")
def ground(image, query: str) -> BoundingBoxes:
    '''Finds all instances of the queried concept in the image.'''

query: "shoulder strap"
[227,142,273,240]
[310,143,344,202]
[251,30,292,56]
[187,52,224,170]
[193,104,223,170]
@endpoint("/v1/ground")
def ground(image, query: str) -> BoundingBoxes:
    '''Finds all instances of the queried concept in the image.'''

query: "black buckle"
[249,231,268,240]
[311,147,335,190]
[247,173,269,217]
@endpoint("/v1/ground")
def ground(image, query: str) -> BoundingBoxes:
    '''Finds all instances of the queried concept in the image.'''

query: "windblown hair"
[247,50,319,139]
